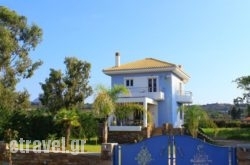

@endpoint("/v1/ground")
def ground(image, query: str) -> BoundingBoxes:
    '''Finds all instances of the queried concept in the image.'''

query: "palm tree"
[54,108,80,148]
[184,105,216,138]
[93,85,129,143]
[96,84,129,101]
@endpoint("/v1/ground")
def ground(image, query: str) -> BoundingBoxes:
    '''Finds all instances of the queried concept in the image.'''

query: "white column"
[143,101,147,127]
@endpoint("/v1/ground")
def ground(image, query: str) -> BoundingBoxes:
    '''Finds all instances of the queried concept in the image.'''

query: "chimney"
[115,52,120,67]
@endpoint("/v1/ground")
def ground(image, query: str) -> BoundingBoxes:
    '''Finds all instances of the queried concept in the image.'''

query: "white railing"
[109,126,142,131]
[120,87,164,100]
[176,91,193,103]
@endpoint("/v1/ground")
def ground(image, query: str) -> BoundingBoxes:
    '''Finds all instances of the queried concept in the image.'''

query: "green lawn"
[84,144,101,152]
[202,127,250,141]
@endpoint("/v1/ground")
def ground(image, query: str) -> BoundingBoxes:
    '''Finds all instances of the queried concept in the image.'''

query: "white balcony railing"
[109,126,142,131]
[120,87,164,100]
[176,91,193,103]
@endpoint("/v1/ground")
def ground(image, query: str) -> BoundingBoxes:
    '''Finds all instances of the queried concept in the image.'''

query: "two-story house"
[103,53,192,132]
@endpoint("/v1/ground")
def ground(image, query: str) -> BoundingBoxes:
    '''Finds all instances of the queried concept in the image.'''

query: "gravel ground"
[214,140,250,147]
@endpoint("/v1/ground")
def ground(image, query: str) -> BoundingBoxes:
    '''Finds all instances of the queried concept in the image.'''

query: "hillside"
[200,103,233,113]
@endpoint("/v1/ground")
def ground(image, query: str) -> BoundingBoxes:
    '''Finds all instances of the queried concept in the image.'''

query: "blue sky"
[1,0,250,104]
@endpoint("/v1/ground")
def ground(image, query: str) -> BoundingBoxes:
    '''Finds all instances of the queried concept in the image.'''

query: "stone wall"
[0,152,111,165]
[107,124,184,144]
[237,145,250,165]
[108,127,151,144]
[0,142,111,165]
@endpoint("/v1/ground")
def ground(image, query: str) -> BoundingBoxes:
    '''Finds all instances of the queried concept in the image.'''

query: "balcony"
[122,87,164,101]
[109,119,143,132]
[109,126,142,131]
[176,91,193,104]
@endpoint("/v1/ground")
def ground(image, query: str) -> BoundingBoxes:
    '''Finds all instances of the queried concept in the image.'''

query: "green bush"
[0,108,12,139]
[214,120,226,127]
[203,127,250,140]
[240,123,250,128]
[214,120,243,128]
[3,109,62,140]
[71,111,98,140]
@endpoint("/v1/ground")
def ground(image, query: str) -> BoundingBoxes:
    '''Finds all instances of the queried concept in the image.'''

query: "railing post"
[118,145,121,165]
[168,136,175,165]
[230,147,237,165]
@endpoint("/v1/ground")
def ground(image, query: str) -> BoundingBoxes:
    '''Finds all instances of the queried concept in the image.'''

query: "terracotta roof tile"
[104,58,176,71]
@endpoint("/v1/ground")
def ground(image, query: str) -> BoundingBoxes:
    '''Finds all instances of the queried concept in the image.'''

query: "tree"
[247,105,250,117]
[40,69,65,113]
[0,6,42,110]
[3,128,18,165]
[234,76,250,103]
[0,107,12,139]
[63,57,93,109]
[106,85,129,101]
[40,57,92,113]
[234,76,250,91]
[0,83,16,110]
[230,106,242,120]
[93,91,114,143]
[184,105,216,138]
[93,85,129,143]
[54,108,80,148]
[233,76,250,119]
[0,83,30,111]
[74,112,98,141]
[0,6,42,88]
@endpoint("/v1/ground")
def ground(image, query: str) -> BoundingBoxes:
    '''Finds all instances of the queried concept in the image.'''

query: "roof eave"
[103,66,190,82]
[173,68,190,83]
[103,67,177,75]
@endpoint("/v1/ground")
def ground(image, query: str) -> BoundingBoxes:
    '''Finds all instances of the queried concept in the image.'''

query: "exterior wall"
[111,74,124,86]
[148,104,158,127]
[110,71,186,128]
[171,74,184,127]
[111,72,167,90]
[157,72,173,126]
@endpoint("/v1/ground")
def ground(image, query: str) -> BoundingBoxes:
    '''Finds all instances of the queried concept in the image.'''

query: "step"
[152,127,162,136]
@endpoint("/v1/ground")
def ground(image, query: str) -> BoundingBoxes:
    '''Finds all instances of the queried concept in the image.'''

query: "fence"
[113,135,237,165]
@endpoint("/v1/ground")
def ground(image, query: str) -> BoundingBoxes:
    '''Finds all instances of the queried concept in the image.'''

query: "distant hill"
[200,103,233,113]
[31,98,41,105]
[30,98,93,110]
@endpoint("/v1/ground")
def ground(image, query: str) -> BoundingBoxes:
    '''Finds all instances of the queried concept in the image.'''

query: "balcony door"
[148,78,157,92]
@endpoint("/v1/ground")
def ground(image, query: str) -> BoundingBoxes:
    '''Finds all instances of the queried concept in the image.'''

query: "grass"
[202,127,250,141]
[84,144,101,152]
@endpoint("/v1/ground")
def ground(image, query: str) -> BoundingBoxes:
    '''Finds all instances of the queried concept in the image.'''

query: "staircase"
[197,128,215,143]
[151,127,163,136]
[151,127,214,144]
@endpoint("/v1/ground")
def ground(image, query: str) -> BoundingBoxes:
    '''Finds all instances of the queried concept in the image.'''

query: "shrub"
[214,120,242,128]
[240,123,250,128]
[4,109,61,140]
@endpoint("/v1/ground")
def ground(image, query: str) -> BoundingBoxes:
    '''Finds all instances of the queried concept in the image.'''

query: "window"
[148,78,157,92]
[125,79,133,87]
